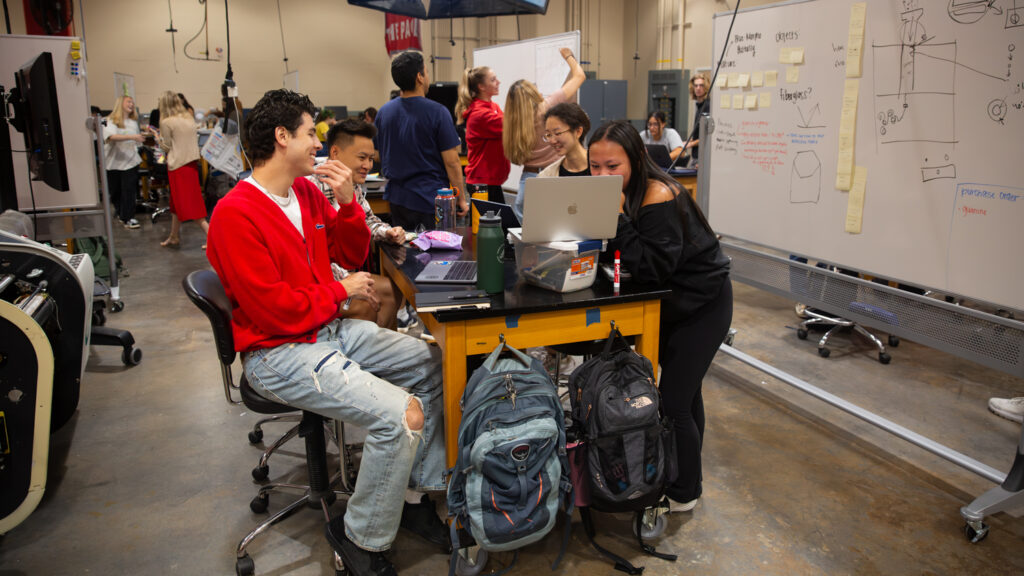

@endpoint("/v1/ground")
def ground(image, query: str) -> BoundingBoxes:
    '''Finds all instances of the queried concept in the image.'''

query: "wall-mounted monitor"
[9,52,69,192]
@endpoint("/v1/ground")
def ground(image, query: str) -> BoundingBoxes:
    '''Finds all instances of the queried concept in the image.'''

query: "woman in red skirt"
[156,91,209,247]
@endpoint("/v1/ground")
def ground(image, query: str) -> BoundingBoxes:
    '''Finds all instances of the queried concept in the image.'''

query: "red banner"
[23,0,74,36]
[384,14,422,55]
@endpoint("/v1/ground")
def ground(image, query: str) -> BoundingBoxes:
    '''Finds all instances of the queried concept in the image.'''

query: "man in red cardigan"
[207,89,447,576]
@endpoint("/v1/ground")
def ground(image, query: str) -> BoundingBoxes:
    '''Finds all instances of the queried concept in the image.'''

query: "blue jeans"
[243,318,445,551]
[512,170,539,223]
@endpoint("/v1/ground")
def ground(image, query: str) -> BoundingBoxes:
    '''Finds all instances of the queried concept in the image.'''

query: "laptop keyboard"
[444,261,477,281]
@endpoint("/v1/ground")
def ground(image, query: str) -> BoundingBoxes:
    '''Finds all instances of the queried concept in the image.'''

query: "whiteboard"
[2,35,99,211]
[473,31,580,110]
[707,0,1024,312]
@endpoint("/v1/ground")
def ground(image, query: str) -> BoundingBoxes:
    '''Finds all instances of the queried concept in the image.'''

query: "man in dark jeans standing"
[375,51,468,230]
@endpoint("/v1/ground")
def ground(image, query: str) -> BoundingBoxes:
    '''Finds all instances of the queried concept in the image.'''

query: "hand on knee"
[405,398,424,431]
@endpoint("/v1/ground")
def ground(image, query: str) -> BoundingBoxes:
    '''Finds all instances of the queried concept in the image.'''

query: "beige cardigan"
[159,115,201,171]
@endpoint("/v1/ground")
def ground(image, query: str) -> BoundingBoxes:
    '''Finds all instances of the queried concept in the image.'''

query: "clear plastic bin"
[507,228,605,293]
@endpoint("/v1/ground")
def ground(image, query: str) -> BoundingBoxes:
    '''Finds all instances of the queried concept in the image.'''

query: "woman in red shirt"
[455,66,509,203]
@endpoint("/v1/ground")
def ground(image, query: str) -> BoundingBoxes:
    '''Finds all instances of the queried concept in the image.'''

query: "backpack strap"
[634,513,678,562]
[579,507,644,575]
[550,478,574,570]
[482,338,533,371]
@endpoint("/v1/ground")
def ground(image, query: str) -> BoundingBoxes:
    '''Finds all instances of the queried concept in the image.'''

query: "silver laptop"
[414,259,478,284]
[521,175,623,242]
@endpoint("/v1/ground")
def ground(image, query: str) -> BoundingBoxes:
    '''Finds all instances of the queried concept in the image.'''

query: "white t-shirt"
[102,118,142,171]
[639,127,685,152]
[245,176,303,238]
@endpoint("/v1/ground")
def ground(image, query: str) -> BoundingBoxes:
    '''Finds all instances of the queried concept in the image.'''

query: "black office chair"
[182,270,355,576]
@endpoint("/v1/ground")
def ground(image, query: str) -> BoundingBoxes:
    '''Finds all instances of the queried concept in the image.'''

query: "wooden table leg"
[441,320,467,469]
[635,299,662,376]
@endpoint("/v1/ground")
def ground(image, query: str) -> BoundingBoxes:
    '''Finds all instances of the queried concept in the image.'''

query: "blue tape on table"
[585,308,600,326]
[505,315,520,328]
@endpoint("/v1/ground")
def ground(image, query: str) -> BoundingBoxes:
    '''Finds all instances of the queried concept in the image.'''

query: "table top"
[381,228,671,322]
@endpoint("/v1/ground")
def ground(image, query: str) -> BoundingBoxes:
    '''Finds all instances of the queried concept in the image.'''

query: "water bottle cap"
[479,210,501,224]
[437,188,454,197]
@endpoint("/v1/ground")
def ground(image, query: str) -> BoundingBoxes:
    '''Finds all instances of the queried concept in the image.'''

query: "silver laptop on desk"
[521,175,622,242]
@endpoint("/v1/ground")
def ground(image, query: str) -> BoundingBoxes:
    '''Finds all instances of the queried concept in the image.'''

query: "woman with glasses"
[503,48,586,206]
[456,66,509,203]
[512,102,591,220]
[640,111,685,163]
[588,120,732,516]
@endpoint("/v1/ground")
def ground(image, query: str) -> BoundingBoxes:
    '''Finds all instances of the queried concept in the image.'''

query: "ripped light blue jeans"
[243,318,445,551]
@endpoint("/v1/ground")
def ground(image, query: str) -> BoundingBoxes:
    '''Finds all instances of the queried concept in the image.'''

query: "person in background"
[361,107,380,172]
[312,118,406,329]
[177,92,196,119]
[103,95,147,229]
[503,47,585,220]
[684,73,710,166]
[639,111,684,163]
[362,107,377,124]
[375,50,467,230]
[456,66,509,203]
[537,103,591,179]
[315,108,336,143]
[156,91,209,248]
[206,89,448,576]
[589,120,732,515]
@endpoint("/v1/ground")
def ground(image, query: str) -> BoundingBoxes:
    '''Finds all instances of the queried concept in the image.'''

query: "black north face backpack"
[568,325,678,573]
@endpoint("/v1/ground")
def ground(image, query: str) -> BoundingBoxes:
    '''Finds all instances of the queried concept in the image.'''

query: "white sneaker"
[988,397,1024,423]
[124,218,141,229]
[667,497,698,513]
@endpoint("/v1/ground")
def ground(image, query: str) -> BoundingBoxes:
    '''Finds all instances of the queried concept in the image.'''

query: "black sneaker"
[399,494,451,553]
[325,516,397,576]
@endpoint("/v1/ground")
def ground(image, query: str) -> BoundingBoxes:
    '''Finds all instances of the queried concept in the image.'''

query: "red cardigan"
[464,99,511,186]
[206,177,370,352]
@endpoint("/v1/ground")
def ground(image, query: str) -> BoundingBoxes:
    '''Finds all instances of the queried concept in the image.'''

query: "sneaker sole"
[988,405,1024,423]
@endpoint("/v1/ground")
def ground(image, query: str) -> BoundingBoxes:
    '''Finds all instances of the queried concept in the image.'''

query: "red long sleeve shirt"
[464,99,511,186]
[206,177,370,352]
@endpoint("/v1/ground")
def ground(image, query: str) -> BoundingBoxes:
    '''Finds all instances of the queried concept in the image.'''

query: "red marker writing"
[613,250,621,292]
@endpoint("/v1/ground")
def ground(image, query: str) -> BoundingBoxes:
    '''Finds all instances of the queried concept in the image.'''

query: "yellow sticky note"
[715,75,728,89]
[732,94,745,109]
[786,67,800,83]
[779,47,792,63]
[727,72,741,87]
[765,70,778,87]
[758,92,771,108]
[71,40,81,50]
[751,71,764,87]
[744,94,758,109]
[737,73,750,88]
[845,166,867,234]
[849,2,867,35]
[789,47,805,64]
[846,3,867,77]
[720,94,732,109]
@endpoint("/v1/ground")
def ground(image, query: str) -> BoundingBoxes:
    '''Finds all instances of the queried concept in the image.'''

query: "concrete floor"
[1,218,1022,575]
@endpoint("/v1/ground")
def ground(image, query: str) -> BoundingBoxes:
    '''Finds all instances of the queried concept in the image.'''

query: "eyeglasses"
[542,128,570,142]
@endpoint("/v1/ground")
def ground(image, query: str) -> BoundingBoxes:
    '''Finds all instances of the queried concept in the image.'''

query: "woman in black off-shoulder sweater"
[588,120,733,511]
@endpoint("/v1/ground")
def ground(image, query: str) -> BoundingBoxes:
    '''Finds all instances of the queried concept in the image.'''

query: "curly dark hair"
[326,118,377,153]
[244,89,317,166]
[544,102,591,145]
[391,51,424,92]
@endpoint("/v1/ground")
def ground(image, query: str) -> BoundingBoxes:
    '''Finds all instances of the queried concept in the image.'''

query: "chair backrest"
[182,269,236,367]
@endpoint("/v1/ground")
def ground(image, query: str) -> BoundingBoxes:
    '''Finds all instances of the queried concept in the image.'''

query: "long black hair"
[588,120,714,236]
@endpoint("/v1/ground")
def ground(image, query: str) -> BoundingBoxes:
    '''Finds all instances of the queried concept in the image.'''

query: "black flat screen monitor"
[12,52,69,191]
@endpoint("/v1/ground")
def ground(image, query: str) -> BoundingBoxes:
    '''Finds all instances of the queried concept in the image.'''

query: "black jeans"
[106,166,139,223]
[389,202,435,231]
[659,278,733,503]
[466,183,505,203]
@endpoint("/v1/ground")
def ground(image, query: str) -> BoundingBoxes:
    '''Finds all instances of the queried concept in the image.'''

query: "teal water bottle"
[476,211,505,293]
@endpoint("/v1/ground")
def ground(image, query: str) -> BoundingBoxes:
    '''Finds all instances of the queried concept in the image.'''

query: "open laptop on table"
[520,175,622,242]
[414,259,478,284]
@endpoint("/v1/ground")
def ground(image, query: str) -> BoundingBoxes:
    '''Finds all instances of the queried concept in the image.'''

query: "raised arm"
[559,48,587,101]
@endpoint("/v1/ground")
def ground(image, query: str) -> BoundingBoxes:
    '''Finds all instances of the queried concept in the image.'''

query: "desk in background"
[380,231,670,467]
[671,167,697,200]
[363,177,389,215]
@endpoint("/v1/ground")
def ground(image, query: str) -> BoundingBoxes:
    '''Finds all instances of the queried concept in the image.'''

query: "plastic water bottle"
[434,188,456,231]
[476,211,505,293]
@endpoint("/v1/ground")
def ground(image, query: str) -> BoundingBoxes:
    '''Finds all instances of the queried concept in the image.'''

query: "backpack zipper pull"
[505,373,517,409]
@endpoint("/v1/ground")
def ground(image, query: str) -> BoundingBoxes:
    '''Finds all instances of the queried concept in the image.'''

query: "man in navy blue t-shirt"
[376,51,468,230]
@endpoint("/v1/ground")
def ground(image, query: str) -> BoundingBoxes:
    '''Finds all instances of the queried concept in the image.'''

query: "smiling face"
[331,135,374,184]
[280,112,321,175]
[478,70,500,98]
[588,139,632,189]
[544,116,581,157]
[122,97,135,116]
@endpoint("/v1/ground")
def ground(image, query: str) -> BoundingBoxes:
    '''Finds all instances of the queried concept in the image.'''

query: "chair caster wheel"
[248,429,264,444]
[122,347,142,366]
[817,347,830,358]
[93,310,106,326]
[454,547,488,576]
[632,509,668,539]
[252,464,269,481]
[888,335,900,347]
[964,520,989,543]
[111,300,125,313]
[879,352,891,364]
[250,493,269,513]
[235,553,255,576]
[797,328,808,340]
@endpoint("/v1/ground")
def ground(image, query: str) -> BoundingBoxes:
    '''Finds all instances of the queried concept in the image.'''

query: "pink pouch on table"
[411,230,463,251]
